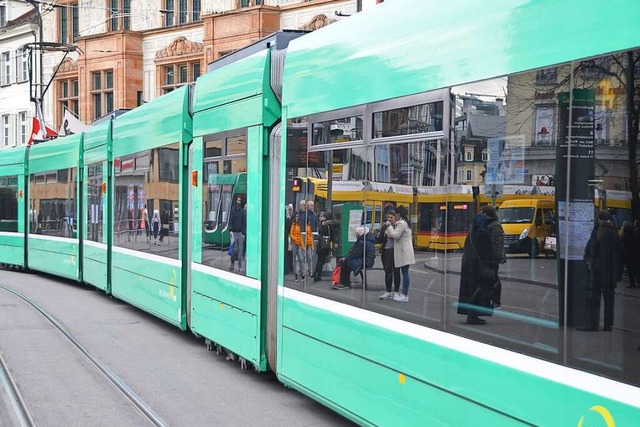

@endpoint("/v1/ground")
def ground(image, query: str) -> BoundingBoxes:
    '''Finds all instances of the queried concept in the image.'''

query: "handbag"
[227,242,234,257]
[331,266,342,285]
[320,235,331,250]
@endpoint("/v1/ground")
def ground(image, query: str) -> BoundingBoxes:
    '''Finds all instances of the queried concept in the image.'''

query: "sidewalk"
[422,254,640,298]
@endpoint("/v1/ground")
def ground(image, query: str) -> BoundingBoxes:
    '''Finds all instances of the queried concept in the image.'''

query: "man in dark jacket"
[584,210,621,331]
[334,226,376,289]
[228,195,246,272]
[482,206,505,309]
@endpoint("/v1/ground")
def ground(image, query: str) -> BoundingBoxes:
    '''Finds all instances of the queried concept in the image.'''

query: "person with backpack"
[333,226,376,289]
[458,212,496,324]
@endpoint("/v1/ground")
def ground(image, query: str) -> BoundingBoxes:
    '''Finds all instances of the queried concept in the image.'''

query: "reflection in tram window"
[200,130,248,277]
[113,143,180,260]
[29,169,77,238]
[86,163,103,243]
[0,175,18,232]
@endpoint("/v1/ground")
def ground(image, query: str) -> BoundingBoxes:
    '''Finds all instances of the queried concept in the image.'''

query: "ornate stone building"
[38,0,359,130]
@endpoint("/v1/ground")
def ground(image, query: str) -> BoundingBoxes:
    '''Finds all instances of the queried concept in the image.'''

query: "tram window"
[29,168,76,238]
[113,143,179,260]
[200,129,248,277]
[373,101,443,138]
[311,115,364,146]
[86,162,104,243]
[0,175,18,231]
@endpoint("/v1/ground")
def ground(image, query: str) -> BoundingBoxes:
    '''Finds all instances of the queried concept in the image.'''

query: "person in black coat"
[620,221,638,288]
[333,226,376,289]
[458,213,495,324]
[313,212,332,282]
[228,196,246,272]
[584,210,622,331]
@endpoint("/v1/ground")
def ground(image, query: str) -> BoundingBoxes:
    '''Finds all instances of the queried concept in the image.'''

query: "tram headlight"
[519,227,530,240]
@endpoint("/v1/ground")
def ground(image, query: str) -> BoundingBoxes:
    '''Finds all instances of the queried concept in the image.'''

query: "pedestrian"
[458,212,495,324]
[313,212,332,282]
[228,195,246,272]
[159,209,170,243]
[290,211,312,281]
[141,204,150,243]
[584,210,622,331]
[377,210,401,300]
[152,209,160,244]
[334,226,375,289]
[620,221,638,288]
[385,206,415,302]
[482,206,505,309]
[284,204,294,275]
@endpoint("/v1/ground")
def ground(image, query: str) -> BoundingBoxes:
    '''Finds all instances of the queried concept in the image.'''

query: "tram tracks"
[0,350,36,427]
[0,284,169,427]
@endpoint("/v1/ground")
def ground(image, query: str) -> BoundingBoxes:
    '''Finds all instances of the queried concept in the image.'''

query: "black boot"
[467,315,486,325]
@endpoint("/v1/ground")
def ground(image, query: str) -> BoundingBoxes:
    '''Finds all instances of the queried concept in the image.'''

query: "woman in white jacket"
[385,206,415,302]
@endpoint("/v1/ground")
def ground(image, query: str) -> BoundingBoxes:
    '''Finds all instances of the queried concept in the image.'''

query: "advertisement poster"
[348,209,363,242]
[486,135,526,185]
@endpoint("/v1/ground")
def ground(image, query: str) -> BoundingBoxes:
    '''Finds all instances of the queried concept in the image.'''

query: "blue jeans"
[398,265,410,296]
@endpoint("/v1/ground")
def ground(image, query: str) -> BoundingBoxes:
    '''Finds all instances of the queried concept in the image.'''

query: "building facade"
[33,0,358,136]
[0,0,37,150]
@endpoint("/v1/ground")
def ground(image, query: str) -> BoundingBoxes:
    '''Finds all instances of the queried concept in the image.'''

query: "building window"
[161,61,201,94]
[534,106,555,146]
[18,112,27,145]
[16,49,29,83]
[163,0,201,26]
[466,170,472,181]
[465,150,472,161]
[239,0,262,6]
[2,114,10,146]
[108,0,131,31]
[535,67,557,84]
[481,150,488,162]
[1,51,10,85]
[91,70,114,120]
[0,5,6,27]
[59,2,79,43]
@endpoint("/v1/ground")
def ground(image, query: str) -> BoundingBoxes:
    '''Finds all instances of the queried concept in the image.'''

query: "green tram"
[0,2,638,425]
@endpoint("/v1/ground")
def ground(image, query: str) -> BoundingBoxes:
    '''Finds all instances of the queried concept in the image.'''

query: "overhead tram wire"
[0,283,170,427]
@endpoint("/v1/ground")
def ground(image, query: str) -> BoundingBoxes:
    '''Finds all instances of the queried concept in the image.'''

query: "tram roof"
[282,0,640,118]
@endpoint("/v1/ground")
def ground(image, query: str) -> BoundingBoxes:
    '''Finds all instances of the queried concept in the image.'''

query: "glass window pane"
[105,70,113,89]
[311,115,364,146]
[165,66,174,85]
[192,62,201,80]
[200,131,248,278]
[87,162,104,243]
[226,134,246,156]
[0,175,18,231]
[179,65,187,83]
[114,145,180,260]
[92,72,101,91]
[29,168,77,238]
[373,101,444,138]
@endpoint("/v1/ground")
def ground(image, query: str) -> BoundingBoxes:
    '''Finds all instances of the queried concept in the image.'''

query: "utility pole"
[25,0,46,142]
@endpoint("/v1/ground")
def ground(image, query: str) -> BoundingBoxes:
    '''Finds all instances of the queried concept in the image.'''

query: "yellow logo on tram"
[577,405,615,427]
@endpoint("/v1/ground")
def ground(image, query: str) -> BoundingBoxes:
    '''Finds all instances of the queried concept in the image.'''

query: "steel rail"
[0,284,169,427]
[0,351,37,427]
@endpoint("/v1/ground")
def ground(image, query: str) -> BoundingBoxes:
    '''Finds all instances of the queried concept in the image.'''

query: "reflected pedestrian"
[482,206,505,309]
[377,210,401,300]
[290,211,312,281]
[584,210,622,331]
[313,212,332,282]
[284,204,294,275]
[385,206,415,302]
[621,221,638,288]
[458,212,495,324]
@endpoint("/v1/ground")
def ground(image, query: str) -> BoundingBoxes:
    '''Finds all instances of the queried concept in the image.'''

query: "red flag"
[27,117,57,145]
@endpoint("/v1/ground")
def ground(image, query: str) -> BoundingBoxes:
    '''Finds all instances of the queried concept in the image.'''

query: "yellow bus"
[415,185,476,250]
